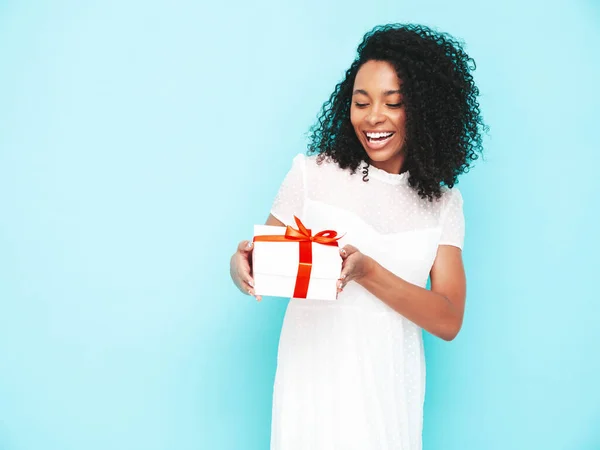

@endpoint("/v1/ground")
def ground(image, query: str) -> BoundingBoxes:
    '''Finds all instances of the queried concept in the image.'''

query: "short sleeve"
[439,187,465,249]
[270,153,306,226]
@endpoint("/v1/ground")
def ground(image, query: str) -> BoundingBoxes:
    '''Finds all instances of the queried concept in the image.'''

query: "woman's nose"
[365,106,385,125]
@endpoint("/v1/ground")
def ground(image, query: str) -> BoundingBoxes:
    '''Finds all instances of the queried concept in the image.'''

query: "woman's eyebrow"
[352,89,401,96]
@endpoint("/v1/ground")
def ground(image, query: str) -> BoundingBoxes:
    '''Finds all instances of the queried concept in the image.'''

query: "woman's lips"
[363,131,395,150]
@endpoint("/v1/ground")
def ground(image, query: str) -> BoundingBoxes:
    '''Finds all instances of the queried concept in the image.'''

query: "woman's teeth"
[366,132,394,142]
[364,131,395,149]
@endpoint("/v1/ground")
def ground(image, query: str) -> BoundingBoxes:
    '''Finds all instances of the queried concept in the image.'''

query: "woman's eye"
[354,102,403,108]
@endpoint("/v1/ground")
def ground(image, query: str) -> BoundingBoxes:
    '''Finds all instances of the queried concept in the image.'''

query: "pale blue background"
[1,0,599,449]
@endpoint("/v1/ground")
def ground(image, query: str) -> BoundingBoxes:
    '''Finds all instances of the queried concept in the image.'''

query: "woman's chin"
[363,147,396,162]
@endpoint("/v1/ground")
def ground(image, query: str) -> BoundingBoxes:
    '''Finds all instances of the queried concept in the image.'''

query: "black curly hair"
[307,23,488,201]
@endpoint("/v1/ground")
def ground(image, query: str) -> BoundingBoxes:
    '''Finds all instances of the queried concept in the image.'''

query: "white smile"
[365,131,394,141]
[363,131,395,149]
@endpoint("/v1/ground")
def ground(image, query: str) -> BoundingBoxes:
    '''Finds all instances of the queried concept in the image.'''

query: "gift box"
[252,216,343,301]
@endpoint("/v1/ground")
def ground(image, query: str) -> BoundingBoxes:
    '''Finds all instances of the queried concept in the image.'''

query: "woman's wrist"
[356,255,378,285]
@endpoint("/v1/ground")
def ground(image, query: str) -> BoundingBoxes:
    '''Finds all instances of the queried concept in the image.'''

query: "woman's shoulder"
[438,185,464,212]
[290,152,340,173]
[290,152,322,163]
[286,153,355,193]
[441,185,463,201]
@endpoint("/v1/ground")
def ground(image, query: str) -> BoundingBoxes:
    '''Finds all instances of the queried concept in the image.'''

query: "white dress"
[269,153,465,450]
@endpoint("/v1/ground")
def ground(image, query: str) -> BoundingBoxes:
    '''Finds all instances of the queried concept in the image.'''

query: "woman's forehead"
[354,61,402,91]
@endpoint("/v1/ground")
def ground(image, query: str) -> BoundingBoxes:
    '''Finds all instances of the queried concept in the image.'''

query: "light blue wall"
[1,1,598,449]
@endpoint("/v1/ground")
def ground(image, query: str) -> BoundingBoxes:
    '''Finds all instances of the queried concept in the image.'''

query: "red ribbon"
[253,216,342,298]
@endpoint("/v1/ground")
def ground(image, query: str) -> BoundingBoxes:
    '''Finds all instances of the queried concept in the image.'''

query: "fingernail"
[341,274,346,280]
[246,242,253,249]
[340,249,346,256]
[248,280,254,287]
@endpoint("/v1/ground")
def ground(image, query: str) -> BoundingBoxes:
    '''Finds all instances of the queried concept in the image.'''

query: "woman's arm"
[340,244,466,341]
[265,214,285,227]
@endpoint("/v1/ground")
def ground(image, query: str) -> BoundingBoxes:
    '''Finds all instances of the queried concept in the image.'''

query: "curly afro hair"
[307,23,488,201]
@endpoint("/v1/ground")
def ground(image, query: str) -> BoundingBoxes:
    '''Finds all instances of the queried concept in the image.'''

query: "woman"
[230,23,486,450]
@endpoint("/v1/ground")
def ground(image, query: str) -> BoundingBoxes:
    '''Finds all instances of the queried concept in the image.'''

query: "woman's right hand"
[230,240,262,302]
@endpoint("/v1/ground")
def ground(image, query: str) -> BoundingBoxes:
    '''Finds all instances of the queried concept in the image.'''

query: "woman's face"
[350,60,407,174]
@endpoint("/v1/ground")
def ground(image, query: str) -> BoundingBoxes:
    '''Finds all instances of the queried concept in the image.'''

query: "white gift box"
[252,224,343,301]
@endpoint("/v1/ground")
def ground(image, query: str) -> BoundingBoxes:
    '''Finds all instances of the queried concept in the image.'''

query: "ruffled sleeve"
[439,187,465,249]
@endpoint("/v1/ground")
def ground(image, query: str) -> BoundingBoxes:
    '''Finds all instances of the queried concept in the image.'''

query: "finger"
[236,261,254,289]
[337,276,347,293]
[255,295,262,302]
[340,244,359,259]
[237,240,254,254]
[340,260,354,281]
[237,274,255,294]
[241,279,257,297]
[337,270,349,292]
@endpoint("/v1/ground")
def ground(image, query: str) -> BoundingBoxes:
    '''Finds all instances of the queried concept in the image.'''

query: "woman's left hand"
[337,244,374,293]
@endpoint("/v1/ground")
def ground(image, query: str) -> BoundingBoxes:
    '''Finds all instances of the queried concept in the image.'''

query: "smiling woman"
[229,23,488,450]
[308,23,487,202]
